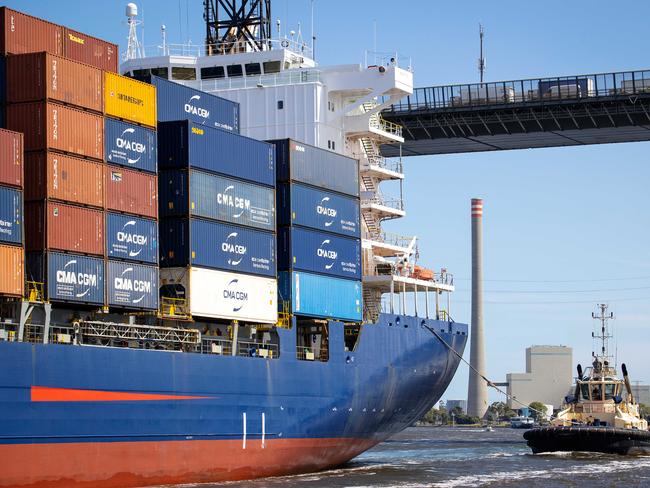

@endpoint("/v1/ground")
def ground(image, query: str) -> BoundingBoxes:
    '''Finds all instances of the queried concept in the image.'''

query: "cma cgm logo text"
[116,128,146,165]
[217,185,250,219]
[223,279,248,312]
[317,239,337,269]
[316,196,336,227]
[185,95,210,119]
[117,220,147,257]
[56,260,97,298]
[222,232,247,266]
[114,267,151,304]
[294,144,306,153]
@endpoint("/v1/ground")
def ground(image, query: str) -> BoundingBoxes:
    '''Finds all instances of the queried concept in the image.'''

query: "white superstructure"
[122,33,454,322]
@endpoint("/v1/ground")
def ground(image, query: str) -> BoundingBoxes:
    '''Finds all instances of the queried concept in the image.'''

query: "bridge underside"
[381,95,650,156]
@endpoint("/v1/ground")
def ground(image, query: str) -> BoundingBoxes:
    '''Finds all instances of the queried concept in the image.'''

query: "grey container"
[158,120,275,187]
[107,260,159,311]
[270,138,359,197]
[159,169,275,231]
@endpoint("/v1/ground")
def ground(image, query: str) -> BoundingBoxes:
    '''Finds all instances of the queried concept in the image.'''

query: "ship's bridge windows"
[151,67,169,79]
[172,67,197,81]
[591,384,603,401]
[604,383,617,400]
[201,66,225,80]
[227,64,244,77]
[580,383,590,400]
[245,63,262,76]
[263,61,281,74]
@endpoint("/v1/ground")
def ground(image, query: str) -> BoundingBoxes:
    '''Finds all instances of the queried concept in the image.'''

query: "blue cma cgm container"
[0,186,22,245]
[160,218,276,277]
[277,183,360,238]
[158,120,275,187]
[278,271,362,322]
[106,213,158,264]
[271,139,359,197]
[27,252,105,305]
[104,118,157,173]
[144,76,239,132]
[107,260,159,311]
[159,169,275,231]
[278,226,361,280]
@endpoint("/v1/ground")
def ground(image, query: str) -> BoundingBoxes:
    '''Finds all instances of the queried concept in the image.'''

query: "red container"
[63,28,118,73]
[106,166,157,219]
[25,201,104,256]
[25,152,104,208]
[6,102,104,161]
[0,7,63,55]
[7,52,103,113]
[0,244,23,297]
[0,129,23,189]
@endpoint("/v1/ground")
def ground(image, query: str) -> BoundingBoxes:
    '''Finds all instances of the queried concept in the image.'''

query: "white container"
[160,267,278,323]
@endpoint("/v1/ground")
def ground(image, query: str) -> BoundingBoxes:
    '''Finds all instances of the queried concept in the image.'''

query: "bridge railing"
[388,69,650,112]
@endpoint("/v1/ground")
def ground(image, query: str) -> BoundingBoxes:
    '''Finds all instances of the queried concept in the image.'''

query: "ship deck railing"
[132,37,314,60]
[180,68,322,92]
[237,340,279,359]
[386,69,650,113]
[296,345,328,362]
[201,336,233,356]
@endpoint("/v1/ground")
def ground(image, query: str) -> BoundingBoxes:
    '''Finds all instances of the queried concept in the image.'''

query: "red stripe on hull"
[31,386,210,402]
[0,438,378,488]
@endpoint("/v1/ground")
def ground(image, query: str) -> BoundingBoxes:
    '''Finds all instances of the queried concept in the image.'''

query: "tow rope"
[421,322,545,415]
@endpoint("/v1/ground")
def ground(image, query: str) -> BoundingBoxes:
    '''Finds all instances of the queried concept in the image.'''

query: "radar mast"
[203,0,272,56]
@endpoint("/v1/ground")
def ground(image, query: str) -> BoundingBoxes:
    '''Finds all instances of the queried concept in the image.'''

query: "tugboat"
[524,304,650,455]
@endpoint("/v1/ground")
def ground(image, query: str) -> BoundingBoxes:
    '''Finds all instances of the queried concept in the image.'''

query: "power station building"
[506,345,573,411]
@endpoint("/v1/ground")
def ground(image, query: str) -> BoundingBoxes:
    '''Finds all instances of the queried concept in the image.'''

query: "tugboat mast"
[592,303,614,366]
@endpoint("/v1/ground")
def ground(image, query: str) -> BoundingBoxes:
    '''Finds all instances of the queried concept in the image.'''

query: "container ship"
[0,2,467,487]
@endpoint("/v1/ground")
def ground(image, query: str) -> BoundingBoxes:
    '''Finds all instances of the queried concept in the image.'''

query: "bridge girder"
[382,94,650,156]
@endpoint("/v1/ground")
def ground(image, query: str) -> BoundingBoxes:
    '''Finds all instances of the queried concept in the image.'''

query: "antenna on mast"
[125,3,143,60]
[592,303,614,365]
[478,23,486,83]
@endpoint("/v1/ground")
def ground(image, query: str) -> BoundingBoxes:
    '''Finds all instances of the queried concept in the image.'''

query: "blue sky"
[9,0,650,405]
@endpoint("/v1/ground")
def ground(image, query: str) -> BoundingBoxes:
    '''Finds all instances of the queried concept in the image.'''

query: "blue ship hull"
[0,313,466,487]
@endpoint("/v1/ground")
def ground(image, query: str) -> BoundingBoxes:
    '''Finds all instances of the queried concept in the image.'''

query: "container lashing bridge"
[380,69,650,156]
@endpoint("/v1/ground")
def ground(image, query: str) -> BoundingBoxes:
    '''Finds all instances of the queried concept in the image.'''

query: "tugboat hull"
[524,426,650,455]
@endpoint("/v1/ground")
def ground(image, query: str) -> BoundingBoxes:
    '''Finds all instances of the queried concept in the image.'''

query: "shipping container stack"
[0,7,159,312]
[271,139,363,323]
[103,73,159,312]
[0,129,24,299]
[155,79,277,324]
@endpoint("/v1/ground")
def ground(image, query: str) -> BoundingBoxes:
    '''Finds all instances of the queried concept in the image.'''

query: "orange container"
[6,102,104,161]
[0,7,63,56]
[0,129,23,189]
[105,166,158,219]
[0,244,23,297]
[63,28,118,73]
[25,201,104,256]
[25,152,104,208]
[7,52,103,113]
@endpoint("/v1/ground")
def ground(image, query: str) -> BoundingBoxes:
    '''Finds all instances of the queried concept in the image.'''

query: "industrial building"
[506,346,573,411]
[445,400,467,414]
[632,384,650,405]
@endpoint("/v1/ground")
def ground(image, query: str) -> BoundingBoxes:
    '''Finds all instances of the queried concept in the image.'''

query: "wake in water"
[162,427,650,488]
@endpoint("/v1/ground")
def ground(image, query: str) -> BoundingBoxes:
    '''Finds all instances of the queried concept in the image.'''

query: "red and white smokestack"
[467,198,488,418]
